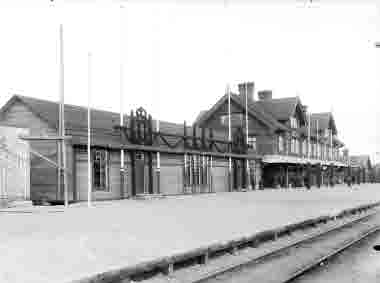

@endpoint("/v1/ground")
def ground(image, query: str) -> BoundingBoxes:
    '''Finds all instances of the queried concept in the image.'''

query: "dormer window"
[290,117,298,129]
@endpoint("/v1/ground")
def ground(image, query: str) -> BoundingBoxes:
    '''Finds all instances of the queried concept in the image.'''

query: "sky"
[0,0,379,160]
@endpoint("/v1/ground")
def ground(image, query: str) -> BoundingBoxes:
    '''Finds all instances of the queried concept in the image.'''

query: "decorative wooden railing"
[113,107,249,156]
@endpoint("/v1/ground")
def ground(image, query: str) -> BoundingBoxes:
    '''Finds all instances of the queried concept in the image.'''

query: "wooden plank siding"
[75,149,126,201]
[212,158,229,193]
[0,101,75,201]
[0,98,255,201]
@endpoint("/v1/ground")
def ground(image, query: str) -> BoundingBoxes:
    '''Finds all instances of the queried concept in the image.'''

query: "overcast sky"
[0,0,379,159]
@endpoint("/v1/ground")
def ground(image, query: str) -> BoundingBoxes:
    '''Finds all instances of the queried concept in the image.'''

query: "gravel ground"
[0,184,379,283]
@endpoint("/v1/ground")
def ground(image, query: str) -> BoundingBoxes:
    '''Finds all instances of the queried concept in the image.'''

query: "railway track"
[140,207,380,283]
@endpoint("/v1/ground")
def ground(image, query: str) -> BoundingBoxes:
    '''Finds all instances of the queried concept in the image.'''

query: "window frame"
[92,148,110,192]
[248,136,257,151]
[278,135,284,153]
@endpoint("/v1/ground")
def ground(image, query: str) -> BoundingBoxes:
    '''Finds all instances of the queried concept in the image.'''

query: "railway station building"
[195,82,350,189]
[0,86,355,203]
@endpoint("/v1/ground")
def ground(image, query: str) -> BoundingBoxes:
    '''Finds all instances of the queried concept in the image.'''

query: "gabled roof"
[0,95,121,132]
[0,95,230,147]
[195,93,288,132]
[310,112,337,135]
[254,97,306,123]
[296,123,344,147]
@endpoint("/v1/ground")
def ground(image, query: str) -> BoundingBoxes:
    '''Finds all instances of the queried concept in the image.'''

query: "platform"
[1,184,380,283]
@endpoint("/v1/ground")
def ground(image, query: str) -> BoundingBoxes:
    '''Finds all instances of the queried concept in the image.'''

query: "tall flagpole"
[59,24,68,208]
[227,84,232,192]
[87,52,92,207]
[245,82,250,190]
[119,4,125,198]
[156,119,160,194]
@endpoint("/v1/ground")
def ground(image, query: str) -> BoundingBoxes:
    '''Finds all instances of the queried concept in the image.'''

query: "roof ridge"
[16,95,121,116]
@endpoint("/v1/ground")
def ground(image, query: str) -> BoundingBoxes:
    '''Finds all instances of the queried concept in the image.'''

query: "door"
[135,152,146,195]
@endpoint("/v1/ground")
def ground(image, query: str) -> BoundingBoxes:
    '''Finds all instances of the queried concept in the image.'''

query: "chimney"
[258,90,272,101]
[238,82,254,102]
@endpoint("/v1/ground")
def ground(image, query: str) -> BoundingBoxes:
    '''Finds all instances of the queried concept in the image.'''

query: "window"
[92,149,110,191]
[290,138,295,153]
[220,114,244,127]
[184,155,211,188]
[248,136,257,151]
[220,115,228,125]
[302,140,307,156]
[291,138,299,154]
[278,135,284,152]
[290,117,298,129]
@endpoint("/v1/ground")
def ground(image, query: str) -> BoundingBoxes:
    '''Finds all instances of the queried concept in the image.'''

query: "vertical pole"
[184,153,187,193]
[316,119,319,160]
[189,154,192,193]
[57,27,62,201]
[0,166,3,202]
[286,165,289,189]
[203,155,206,192]
[87,52,92,207]
[245,82,250,190]
[210,156,213,192]
[59,24,68,208]
[120,4,125,198]
[227,84,232,192]
[308,113,311,160]
[156,120,161,194]
[330,128,333,161]
[23,152,27,200]
[3,167,7,200]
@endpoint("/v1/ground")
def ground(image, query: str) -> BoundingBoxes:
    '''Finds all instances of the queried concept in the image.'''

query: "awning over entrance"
[262,154,348,167]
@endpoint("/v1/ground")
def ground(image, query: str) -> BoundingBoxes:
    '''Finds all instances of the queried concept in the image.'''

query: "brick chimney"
[258,90,272,101]
[238,82,254,102]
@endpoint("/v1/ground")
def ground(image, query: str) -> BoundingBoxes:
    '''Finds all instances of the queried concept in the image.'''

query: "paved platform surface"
[1,184,380,283]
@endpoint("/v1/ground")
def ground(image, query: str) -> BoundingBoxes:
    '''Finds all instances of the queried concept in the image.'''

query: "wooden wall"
[0,101,76,202]
[201,99,270,135]
[75,149,131,201]
[0,126,30,201]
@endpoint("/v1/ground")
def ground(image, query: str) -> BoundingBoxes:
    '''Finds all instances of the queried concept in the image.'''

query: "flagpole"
[59,24,68,208]
[227,84,232,192]
[87,52,92,207]
[156,119,161,194]
[119,4,126,198]
[245,82,250,190]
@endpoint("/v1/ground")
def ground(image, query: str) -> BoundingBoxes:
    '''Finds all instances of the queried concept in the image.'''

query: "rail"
[70,201,380,283]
